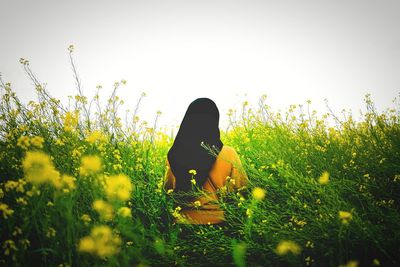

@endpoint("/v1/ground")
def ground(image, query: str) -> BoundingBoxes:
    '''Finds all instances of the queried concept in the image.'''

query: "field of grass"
[1,49,400,266]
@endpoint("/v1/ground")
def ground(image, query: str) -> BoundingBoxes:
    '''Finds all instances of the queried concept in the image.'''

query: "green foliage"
[0,50,399,266]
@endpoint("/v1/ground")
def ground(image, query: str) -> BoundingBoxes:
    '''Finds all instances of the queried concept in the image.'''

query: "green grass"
[0,51,399,266]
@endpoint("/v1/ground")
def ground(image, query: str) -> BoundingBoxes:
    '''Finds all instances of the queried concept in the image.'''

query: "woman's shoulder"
[219,145,238,158]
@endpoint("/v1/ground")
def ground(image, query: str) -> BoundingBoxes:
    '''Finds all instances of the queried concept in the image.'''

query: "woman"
[163,98,248,225]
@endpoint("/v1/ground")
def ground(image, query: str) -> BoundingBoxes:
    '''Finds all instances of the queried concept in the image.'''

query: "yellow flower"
[93,200,114,221]
[78,236,95,253]
[79,155,102,176]
[318,171,329,185]
[193,201,201,208]
[60,175,76,191]
[339,260,359,267]
[338,211,353,224]
[86,130,107,144]
[22,151,61,187]
[63,111,79,132]
[189,169,197,175]
[46,227,57,238]
[118,207,132,218]
[252,187,266,201]
[17,136,30,149]
[275,240,302,255]
[2,240,17,256]
[80,214,92,225]
[30,136,44,148]
[0,203,14,219]
[78,225,121,258]
[104,174,133,201]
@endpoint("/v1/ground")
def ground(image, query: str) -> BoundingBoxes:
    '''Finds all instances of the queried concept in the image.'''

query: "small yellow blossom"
[372,258,380,266]
[80,214,92,225]
[318,171,329,185]
[0,203,14,219]
[30,136,45,148]
[86,130,107,144]
[104,174,133,201]
[338,210,353,224]
[63,111,79,132]
[189,169,197,175]
[2,239,17,256]
[17,136,30,149]
[78,225,121,258]
[93,200,114,221]
[118,207,132,218]
[22,151,61,187]
[252,187,266,201]
[275,240,302,255]
[79,155,102,176]
[46,227,57,238]
[193,201,201,208]
[339,260,359,267]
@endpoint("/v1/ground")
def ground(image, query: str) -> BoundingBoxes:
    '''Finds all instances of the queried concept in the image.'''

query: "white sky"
[1,0,399,132]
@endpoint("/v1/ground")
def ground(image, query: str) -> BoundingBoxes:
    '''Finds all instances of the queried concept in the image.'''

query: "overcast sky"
[1,0,399,131]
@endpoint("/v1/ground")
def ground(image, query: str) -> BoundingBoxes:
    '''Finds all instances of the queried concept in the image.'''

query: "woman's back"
[164,145,248,224]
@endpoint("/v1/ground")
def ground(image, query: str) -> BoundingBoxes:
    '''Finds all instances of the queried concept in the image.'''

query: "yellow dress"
[163,145,248,224]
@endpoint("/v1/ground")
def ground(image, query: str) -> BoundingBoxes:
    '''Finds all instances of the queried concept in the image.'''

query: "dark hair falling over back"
[167,98,224,192]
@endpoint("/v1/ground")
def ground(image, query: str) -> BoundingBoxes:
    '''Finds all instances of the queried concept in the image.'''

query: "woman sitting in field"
[163,98,248,225]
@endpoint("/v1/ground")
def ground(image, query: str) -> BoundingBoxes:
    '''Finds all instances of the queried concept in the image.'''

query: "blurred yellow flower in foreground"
[79,155,102,176]
[22,151,61,187]
[78,225,121,258]
[252,187,266,201]
[318,171,329,185]
[105,174,133,201]
[93,200,114,221]
[275,240,302,255]
[339,211,353,224]
[189,169,197,175]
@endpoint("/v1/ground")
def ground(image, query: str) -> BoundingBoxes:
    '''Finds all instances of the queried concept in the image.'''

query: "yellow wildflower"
[86,130,106,144]
[93,200,114,221]
[189,169,197,175]
[338,211,353,224]
[275,240,302,255]
[80,214,92,225]
[78,225,121,258]
[46,227,57,238]
[2,239,17,256]
[318,171,329,185]
[118,207,132,218]
[252,187,266,201]
[0,203,14,219]
[30,136,44,148]
[63,111,79,132]
[193,201,201,208]
[79,155,102,176]
[339,260,359,267]
[17,136,30,149]
[60,175,76,191]
[104,174,133,201]
[22,151,61,187]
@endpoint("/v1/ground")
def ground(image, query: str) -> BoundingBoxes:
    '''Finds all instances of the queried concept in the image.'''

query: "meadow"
[0,47,399,266]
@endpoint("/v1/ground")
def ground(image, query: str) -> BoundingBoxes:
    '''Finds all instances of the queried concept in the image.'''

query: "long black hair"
[167,98,224,192]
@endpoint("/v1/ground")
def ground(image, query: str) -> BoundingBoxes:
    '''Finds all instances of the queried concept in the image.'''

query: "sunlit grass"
[0,46,399,266]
